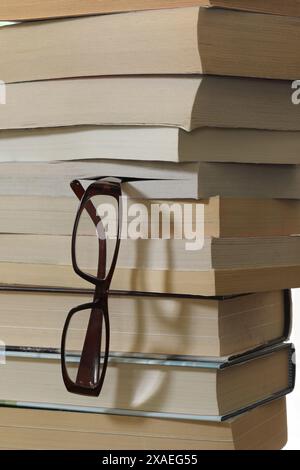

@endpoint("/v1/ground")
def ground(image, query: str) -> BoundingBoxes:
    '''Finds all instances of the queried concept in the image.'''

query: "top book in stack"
[1,6,300,82]
[0,1,300,20]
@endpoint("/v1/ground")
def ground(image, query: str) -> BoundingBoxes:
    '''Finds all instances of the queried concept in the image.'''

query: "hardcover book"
[0,288,291,358]
[0,344,295,420]
[0,398,288,450]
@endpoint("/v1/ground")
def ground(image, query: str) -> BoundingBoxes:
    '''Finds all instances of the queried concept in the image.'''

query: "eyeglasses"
[61,177,122,396]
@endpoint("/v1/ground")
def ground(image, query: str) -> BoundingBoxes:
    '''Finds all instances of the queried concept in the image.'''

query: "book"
[1,8,300,82]
[1,76,299,132]
[0,2,210,21]
[3,260,300,296]
[4,161,300,200]
[3,232,300,294]
[211,1,300,17]
[0,398,288,450]
[212,1,300,17]
[0,1,299,21]
[3,232,300,269]
[3,195,300,238]
[0,288,291,358]
[0,344,294,419]
[2,127,300,165]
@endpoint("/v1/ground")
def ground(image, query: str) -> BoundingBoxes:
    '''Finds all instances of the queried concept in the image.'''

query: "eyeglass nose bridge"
[94,284,109,302]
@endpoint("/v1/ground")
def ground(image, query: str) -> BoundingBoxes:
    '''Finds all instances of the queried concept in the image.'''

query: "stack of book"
[0,1,299,450]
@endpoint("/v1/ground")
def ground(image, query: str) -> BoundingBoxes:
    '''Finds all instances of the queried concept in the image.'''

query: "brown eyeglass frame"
[61,177,122,397]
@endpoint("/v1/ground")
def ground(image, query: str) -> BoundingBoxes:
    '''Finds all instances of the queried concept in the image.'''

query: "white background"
[285,289,300,450]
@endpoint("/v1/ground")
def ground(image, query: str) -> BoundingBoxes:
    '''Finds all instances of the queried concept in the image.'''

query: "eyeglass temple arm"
[71,180,99,227]
[75,306,103,388]
[70,180,107,389]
